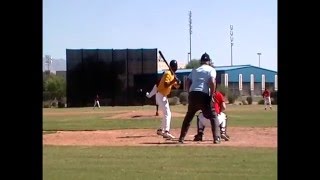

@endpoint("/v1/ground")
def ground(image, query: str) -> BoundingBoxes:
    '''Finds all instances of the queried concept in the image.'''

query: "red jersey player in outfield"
[262,89,272,110]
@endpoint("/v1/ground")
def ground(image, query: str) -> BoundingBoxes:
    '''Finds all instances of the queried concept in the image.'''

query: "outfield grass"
[43,105,277,131]
[43,146,277,180]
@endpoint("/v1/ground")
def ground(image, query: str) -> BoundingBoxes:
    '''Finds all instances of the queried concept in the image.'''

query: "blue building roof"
[158,64,277,74]
[215,65,251,71]
[158,64,277,83]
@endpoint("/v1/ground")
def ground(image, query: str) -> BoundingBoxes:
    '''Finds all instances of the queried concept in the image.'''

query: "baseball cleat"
[214,136,221,144]
[163,132,175,139]
[156,129,163,136]
[221,133,230,141]
[193,133,203,141]
[178,138,184,144]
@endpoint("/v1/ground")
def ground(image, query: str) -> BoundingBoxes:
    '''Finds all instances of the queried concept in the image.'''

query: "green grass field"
[43,105,277,180]
[43,105,277,131]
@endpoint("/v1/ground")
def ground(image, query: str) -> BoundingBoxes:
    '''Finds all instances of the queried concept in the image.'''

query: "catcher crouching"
[193,90,230,141]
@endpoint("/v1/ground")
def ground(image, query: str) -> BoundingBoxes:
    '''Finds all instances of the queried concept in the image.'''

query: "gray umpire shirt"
[188,64,217,95]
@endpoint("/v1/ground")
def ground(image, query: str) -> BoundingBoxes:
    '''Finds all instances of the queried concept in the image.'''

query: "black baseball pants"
[178,91,220,141]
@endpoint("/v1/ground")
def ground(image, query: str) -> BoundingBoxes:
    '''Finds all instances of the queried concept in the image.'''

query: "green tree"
[43,74,66,99]
[185,59,200,69]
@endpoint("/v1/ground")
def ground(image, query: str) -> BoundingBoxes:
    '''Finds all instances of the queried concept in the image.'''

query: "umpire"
[178,52,221,144]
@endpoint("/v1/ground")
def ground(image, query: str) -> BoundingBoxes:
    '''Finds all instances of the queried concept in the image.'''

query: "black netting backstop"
[66,48,158,107]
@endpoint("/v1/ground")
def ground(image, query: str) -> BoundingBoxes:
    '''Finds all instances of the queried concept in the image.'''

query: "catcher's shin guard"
[194,114,205,141]
[224,114,229,135]
[196,114,205,133]
[196,114,200,132]
[196,113,205,133]
[209,112,221,144]
[220,115,230,141]
[210,114,220,136]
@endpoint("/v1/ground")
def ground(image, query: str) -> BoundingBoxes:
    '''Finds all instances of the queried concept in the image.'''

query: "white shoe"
[163,131,175,139]
[146,92,150,98]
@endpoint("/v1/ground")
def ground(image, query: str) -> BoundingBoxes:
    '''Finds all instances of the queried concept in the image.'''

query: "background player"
[93,94,100,109]
[262,88,272,110]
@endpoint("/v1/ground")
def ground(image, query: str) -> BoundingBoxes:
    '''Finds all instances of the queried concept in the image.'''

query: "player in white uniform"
[93,94,100,109]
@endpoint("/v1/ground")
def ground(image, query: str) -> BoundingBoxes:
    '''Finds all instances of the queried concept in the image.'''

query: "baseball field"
[43,104,277,180]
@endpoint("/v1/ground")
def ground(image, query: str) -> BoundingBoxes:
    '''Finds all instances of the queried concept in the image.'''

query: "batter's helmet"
[170,60,178,69]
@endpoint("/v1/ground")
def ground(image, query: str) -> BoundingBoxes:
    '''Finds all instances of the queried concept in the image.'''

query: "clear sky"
[43,0,277,71]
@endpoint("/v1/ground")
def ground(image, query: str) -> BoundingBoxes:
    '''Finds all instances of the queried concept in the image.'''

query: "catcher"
[193,90,230,141]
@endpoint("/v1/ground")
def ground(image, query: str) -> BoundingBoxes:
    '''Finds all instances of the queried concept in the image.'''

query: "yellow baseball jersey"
[157,70,176,97]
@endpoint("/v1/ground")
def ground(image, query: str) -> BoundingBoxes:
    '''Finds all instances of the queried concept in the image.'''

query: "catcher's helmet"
[170,60,178,69]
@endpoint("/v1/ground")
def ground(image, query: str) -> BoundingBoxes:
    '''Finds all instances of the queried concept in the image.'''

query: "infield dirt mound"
[102,110,186,119]
[43,127,277,147]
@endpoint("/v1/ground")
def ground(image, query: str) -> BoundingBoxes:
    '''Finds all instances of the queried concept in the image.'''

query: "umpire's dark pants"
[178,91,220,141]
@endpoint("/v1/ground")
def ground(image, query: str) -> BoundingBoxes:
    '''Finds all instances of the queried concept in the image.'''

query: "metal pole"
[190,30,192,62]
[257,52,261,67]
[231,43,233,66]
[189,11,192,62]
[230,25,234,66]
[45,55,52,72]
[47,59,50,71]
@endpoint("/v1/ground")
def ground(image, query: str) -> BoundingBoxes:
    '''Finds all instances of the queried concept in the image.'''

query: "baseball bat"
[158,51,179,81]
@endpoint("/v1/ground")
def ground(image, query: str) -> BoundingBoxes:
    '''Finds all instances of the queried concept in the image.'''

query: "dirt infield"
[102,110,186,119]
[43,127,277,147]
